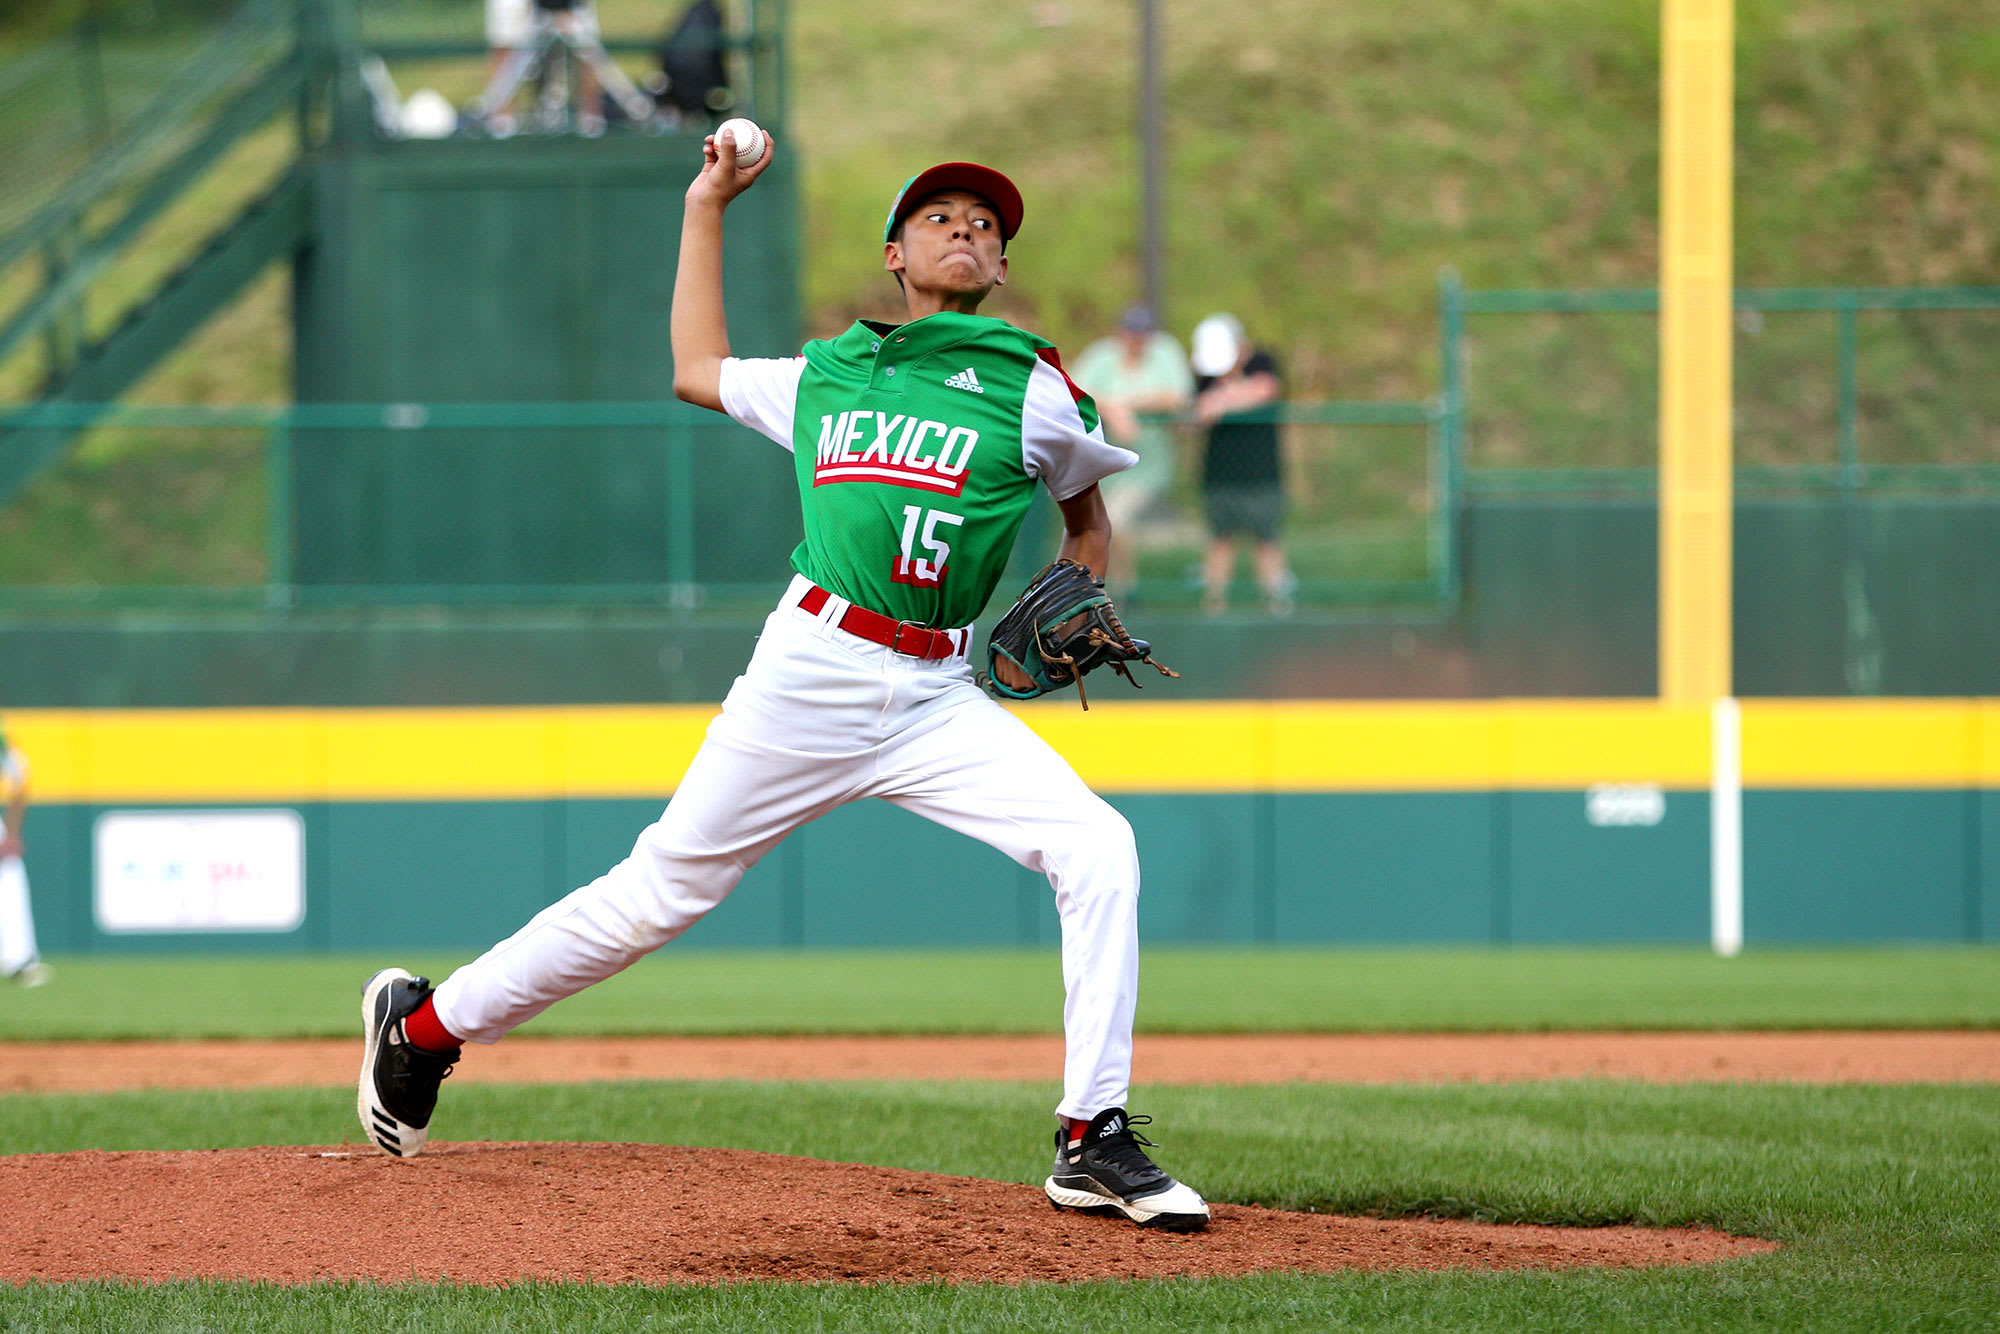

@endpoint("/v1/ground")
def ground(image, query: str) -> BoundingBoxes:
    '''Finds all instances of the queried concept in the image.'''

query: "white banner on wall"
[94,810,305,934]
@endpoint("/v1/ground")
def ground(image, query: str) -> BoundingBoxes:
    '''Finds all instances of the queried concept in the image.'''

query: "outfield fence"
[0,397,1451,614]
[2,285,1997,622]
[1441,277,2000,488]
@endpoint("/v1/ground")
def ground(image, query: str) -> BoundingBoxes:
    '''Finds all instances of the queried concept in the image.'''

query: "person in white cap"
[1190,313,1293,615]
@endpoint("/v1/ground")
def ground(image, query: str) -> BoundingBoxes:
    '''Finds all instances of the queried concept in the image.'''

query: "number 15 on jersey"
[895,505,963,587]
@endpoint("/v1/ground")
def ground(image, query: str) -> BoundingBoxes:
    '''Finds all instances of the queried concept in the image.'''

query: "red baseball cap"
[883,162,1024,244]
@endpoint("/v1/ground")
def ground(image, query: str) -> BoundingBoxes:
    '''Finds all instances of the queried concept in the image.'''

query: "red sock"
[403,996,462,1053]
[1065,1117,1087,1146]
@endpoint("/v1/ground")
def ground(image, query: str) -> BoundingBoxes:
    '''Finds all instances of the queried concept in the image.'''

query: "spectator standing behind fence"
[485,0,606,136]
[1191,313,1293,615]
[1070,306,1193,595]
[484,0,532,134]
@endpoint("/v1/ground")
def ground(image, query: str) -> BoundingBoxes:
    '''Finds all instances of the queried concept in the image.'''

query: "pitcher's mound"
[3,1142,1774,1285]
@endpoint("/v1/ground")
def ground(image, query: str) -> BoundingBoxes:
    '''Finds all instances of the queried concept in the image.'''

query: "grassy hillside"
[789,0,1998,398]
[7,0,1992,406]
[0,1,1993,591]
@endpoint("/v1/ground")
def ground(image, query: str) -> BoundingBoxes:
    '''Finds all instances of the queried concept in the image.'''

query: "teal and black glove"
[978,559,1179,709]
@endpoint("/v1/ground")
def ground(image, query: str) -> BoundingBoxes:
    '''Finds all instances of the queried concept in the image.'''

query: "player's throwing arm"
[672,118,775,413]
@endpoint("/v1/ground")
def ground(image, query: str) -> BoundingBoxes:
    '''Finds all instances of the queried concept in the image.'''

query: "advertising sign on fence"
[93,810,305,934]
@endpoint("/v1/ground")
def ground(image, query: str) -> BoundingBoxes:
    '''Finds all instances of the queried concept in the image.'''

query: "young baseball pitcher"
[358,128,1208,1231]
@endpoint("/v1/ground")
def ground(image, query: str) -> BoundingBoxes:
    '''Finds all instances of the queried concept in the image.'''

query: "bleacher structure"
[0,0,799,588]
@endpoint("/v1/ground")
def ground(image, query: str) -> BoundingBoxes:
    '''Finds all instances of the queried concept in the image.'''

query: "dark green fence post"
[1427,398,1457,606]
[1833,297,1879,691]
[40,222,81,378]
[266,413,296,606]
[1836,297,1860,490]
[74,19,110,146]
[1437,268,1465,606]
[771,0,790,125]
[668,417,697,605]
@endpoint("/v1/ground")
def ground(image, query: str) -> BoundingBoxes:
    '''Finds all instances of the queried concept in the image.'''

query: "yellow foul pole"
[1659,0,1733,702]
[1662,0,1741,956]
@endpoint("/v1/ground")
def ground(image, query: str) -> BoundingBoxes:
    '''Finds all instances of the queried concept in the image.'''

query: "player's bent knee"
[1047,801,1138,887]
[1097,806,1137,858]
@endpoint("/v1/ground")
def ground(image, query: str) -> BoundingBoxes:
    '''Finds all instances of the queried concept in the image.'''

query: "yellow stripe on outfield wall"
[1980,700,2000,786]
[1019,702,1269,791]
[6,699,1997,802]
[54,710,329,803]
[1019,700,1712,790]
[7,707,716,803]
[1742,699,1986,788]
[1502,701,1713,787]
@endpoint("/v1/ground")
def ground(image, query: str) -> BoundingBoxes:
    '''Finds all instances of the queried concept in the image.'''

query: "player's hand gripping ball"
[714,118,765,167]
[979,559,1180,710]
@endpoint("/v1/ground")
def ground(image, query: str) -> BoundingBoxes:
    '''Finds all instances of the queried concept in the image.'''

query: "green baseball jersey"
[719,311,1135,627]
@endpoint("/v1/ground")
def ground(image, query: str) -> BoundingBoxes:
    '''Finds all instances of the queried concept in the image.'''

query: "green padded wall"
[291,135,802,591]
[22,788,1991,955]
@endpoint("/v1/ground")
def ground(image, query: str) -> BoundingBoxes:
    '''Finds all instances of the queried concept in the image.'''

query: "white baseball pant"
[0,856,39,978]
[433,575,1142,1120]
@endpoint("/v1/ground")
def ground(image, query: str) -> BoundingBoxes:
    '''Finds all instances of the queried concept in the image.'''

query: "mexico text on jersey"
[812,412,980,496]
[717,311,1137,628]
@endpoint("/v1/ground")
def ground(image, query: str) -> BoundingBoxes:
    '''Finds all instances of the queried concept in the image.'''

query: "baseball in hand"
[715,118,766,167]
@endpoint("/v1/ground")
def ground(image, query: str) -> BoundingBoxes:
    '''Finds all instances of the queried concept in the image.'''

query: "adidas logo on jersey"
[944,367,983,393]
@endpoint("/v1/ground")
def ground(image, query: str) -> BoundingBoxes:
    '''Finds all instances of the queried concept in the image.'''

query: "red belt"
[798,585,965,660]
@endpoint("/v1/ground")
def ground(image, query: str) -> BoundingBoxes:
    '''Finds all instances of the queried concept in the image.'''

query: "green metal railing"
[4,283,1996,615]
[0,1,298,262]
[1440,277,2000,492]
[1170,399,1454,608]
[0,397,1448,613]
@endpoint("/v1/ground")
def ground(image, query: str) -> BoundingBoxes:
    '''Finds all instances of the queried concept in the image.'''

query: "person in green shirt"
[357,130,1210,1233]
[1070,306,1194,594]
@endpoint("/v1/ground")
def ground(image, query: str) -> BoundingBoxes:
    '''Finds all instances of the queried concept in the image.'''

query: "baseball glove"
[978,558,1179,709]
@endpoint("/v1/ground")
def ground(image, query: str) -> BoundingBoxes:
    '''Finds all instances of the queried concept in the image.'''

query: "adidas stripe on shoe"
[1044,1107,1210,1231]
[357,967,459,1158]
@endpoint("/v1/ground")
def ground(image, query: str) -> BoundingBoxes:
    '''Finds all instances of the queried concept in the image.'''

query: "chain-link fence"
[0,397,1449,614]
[1127,403,1445,610]
[0,402,811,611]
[1444,280,2000,491]
[6,284,1996,618]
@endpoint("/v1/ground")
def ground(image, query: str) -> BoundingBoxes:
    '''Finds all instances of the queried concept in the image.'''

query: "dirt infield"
[0,1141,1776,1285]
[17,1030,1984,1285]
[4,1029,1995,1095]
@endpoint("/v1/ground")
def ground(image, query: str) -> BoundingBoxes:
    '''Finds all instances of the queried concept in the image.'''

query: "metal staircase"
[0,0,324,506]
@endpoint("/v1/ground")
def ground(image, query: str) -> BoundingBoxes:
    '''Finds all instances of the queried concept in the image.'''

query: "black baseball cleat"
[1044,1107,1210,1231]
[357,967,459,1158]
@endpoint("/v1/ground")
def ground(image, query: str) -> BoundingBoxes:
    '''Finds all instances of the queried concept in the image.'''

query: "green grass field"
[1,1079,1995,1329]
[3,946,1999,1039]
[1,947,1997,1326]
